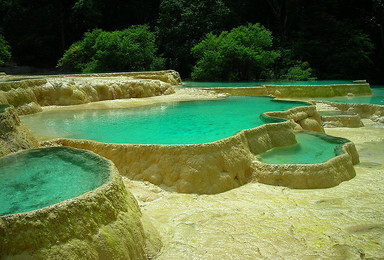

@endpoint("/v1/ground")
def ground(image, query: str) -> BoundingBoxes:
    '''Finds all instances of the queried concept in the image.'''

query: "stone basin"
[0,147,147,259]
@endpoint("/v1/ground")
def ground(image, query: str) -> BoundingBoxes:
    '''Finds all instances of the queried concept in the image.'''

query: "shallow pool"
[314,87,384,105]
[257,132,348,164]
[0,147,110,216]
[183,80,358,88]
[21,96,308,145]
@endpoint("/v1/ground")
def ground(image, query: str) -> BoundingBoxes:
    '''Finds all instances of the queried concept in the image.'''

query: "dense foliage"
[0,0,383,82]
[191,24,280,81]
[58,26,162,73]
[191,24,313,81]
[0,33,11,66]
[156,0,231,76]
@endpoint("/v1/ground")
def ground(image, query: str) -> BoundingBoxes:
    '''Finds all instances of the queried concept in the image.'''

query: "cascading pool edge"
[0,147,151,260]
[253,131,359,189]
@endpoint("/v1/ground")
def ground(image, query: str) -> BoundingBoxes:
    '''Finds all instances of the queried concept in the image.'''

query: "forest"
[0,0,383,83]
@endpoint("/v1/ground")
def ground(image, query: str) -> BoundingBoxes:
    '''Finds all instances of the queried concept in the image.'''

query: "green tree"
[0,33,11,66]
[58,25,164,73]
[191,24,280,81]
[157,0,231,77]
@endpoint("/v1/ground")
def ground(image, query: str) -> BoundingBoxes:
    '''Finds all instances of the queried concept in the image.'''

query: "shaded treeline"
[0,0,383,82]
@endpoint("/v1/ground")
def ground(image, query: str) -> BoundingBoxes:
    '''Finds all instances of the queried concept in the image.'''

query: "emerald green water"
[21,96,308,145]
[257,132,347,164]
[315,87,384,105]
[0,147,110,216]
[183,80,357,88]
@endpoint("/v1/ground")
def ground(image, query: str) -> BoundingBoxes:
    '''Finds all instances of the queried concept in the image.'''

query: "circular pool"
[0,146,148,259]
[0,147,110,216]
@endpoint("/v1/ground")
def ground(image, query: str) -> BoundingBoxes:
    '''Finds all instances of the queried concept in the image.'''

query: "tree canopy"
[191,24,280,81]
[0,0,383,82]
[58,25,162,73]
[0,33,11,66]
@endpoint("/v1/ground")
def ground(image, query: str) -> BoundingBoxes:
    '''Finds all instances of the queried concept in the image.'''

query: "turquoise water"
[183,80,358,88]
[257,132,348,164]
[0,147,110,216]
[315,87,384,105]
[21,96,308,145]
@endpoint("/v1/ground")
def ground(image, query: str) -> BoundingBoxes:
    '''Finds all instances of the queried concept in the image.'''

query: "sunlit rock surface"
[0,104,38,157]
[265,83,372,98]
[264,105,325,133]
[319,111,364,128]
[201,83,372,98]
[315,100,384,124]
[0,70,180,115]
[125,119,384,259]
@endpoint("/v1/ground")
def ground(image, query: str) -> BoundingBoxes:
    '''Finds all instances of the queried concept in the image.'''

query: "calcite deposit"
[315,100,384,124]
[253,131,359,189]
[0,104,39,157]
[263,105,325,132]
[48,108,358,193]
[0,147,159,259]
[264,83,372,98]
[320,112,364,128]
[1,71,377,258]
[134,119,384,259]
[201,83,372,98]
[0,70,181,115]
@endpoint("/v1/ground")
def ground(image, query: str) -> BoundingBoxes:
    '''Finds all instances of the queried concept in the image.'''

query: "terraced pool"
[0,147,110,216]
[257,131,349,164]
[21,96,308,144]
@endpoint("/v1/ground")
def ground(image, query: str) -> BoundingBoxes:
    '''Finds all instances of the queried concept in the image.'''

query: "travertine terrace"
[1,71,381,259]
[0,147,155,259]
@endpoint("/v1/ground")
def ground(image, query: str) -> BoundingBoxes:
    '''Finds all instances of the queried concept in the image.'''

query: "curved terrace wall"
[49,121,297,194]
[264,83,372,98]
[0,104,39,157]
[0,148,149,259]
[46,104,357,194]
[263,105,325,133]
[0,70,180,115]
[253,132,359,189]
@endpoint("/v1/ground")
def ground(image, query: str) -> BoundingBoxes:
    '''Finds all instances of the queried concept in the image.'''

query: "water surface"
[21,96,308,144]
[257,132,346,164]
[0,147,110,216]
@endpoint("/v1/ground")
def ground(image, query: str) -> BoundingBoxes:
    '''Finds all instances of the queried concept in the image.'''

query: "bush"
[0,34,11,66]
[58,25,163,73]
[283,62,312,80]
[191,24,280,81]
